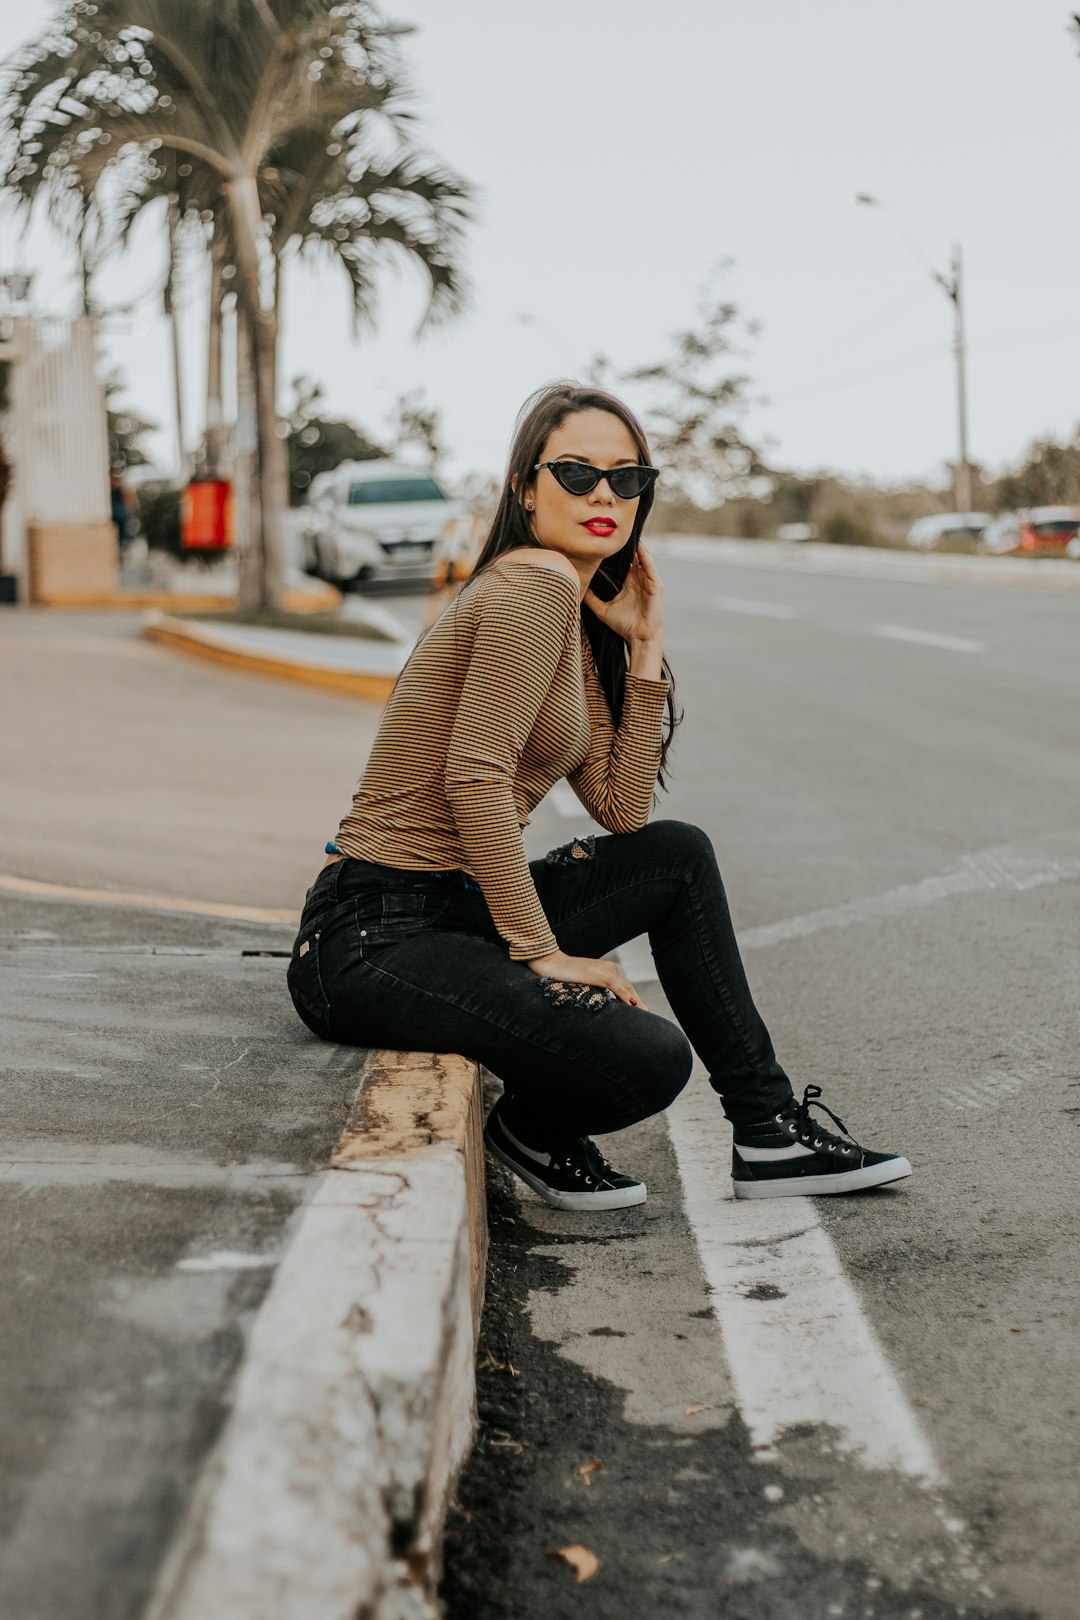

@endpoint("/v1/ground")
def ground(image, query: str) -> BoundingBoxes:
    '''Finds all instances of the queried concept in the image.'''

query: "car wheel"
[301,534,320,577]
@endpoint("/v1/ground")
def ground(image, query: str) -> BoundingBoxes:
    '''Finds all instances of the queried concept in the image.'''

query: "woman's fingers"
[601,963,649,1011]
[527,953,650,1010]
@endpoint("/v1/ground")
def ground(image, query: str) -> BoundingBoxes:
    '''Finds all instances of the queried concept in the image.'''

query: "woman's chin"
[566,531,624,559]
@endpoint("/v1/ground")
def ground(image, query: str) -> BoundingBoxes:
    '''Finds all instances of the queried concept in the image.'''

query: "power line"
[764,341,952,404]
[785,283,936,375]
[763,317,1080,406]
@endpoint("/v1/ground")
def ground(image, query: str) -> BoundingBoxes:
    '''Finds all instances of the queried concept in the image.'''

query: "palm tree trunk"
[165,198,187,481]
[204,232,226,478]
[226,174,285,611]
[234,296,261,610]
[250,310,286,608]
[271,256,291,521]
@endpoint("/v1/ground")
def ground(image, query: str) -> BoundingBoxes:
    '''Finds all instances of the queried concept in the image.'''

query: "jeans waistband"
[326,841,482,892]
[430,870,483,891]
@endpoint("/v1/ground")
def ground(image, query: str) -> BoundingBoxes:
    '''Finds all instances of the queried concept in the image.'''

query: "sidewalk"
[38,547,343,614]
[144,609,411,702]
[0,890,486,1620]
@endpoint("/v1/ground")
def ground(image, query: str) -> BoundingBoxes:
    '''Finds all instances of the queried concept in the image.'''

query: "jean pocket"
[287,917,332,1035]
[355,888,452,951]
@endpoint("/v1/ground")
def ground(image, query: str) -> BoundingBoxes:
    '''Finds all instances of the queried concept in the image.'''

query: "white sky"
[2,0,1080,489]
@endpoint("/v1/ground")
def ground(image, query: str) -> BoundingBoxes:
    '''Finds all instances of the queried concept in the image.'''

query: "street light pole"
[855,196,972,511]
[947,242,971,512]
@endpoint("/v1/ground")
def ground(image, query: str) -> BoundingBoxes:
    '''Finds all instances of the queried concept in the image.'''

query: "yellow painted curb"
[38,581,342,613]
[0,871,298,926]
[332,1048,489,1333]
[143,617,398,704]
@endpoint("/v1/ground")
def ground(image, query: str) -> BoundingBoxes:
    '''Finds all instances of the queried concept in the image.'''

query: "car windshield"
[1030,520,1079,535]
[347,477,444,506]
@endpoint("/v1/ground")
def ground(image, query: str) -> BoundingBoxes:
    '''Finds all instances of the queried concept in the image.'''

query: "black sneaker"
[484,1101,647,1211]
[731,1084,912,1198]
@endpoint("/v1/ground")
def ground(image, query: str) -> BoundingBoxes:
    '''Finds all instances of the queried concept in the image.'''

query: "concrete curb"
[651,533,1080,590]
[143,610,404,703]
[147,1048,487,1620]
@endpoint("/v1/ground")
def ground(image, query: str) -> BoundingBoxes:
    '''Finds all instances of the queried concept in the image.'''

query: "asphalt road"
[443,555,1079,1620]
[0,608,378,910]
[2,552,1077,1618]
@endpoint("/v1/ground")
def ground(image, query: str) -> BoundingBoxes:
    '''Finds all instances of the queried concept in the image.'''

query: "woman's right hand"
[525,949,649,1010]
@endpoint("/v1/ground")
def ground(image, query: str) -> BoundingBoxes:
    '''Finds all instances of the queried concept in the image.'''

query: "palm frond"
[1,0,472,341]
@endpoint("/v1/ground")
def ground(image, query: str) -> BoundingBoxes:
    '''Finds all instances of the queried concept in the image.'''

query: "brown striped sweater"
[334,558,671,961]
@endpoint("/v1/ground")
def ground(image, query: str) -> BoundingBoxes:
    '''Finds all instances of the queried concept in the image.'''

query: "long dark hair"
[466,381,682,789]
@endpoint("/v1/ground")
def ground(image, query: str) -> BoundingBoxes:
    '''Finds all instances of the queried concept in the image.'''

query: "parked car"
[979,507,1080,558]
[1015,506,1080,557]
[978,512,1022,555]
[300,460,460,589]
[906,512,991,551]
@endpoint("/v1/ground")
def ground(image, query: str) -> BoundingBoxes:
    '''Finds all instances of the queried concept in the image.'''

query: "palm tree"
[2,0,471,607]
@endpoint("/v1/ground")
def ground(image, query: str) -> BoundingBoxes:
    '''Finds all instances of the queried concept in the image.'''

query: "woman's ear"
[512,471,535,513]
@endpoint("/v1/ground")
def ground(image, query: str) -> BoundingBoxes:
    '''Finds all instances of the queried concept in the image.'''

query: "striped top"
[334,558,671,961]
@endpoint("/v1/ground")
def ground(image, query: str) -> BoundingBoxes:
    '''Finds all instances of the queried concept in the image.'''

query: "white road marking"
[613,945,939,1478]
[548,784,581,819]
[663,1065,941,1482]
[711,594,797,619]
[872,623,985,653]
[741,844,1080,952]
[608,961,999,1599]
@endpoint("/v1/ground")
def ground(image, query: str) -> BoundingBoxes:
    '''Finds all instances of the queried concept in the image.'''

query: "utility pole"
[943,242,971,512]
[856,197,972,511]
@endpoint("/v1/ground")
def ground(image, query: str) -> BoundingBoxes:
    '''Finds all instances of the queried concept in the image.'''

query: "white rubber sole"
[485,1134,648,1211]
[732,1155,913,1199]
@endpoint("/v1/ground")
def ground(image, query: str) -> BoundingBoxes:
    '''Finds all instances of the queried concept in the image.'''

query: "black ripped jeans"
[287,819,794,1149]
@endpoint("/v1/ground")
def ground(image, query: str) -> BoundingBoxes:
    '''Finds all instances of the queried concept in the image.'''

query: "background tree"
[286,375,383,504]
[991,432,1080,510]
[1,0,472,608]
[104,371,157,468]
[620,260,768,512]
[386,386,444,467]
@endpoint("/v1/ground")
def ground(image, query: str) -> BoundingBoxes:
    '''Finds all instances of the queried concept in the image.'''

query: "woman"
[288,382,911,1211]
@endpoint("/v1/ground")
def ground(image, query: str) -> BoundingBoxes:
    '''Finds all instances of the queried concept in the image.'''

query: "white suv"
[906,512,990,551]
[300,459,459,588]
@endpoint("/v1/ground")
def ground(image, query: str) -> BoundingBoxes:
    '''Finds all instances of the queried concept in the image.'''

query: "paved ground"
[2,552,1077,1617]
[0,895,368,1620]
[0,609,376,908]
[442,556,1079,1620]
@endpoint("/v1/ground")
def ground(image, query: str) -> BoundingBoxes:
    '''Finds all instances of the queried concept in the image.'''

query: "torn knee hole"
[541,978,616,1012]
[543,834,597,868]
